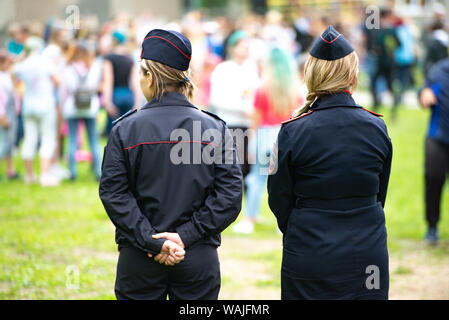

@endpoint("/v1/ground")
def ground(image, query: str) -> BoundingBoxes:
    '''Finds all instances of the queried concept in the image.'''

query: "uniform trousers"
[115,243,220,300]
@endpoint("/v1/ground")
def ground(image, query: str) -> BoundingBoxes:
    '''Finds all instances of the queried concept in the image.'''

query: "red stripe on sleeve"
[123,140,218,150]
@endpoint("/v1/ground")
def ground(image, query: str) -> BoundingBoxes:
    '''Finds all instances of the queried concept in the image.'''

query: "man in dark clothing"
[424,21,448,75]
[368,9,400,116]
[419,58,449,245]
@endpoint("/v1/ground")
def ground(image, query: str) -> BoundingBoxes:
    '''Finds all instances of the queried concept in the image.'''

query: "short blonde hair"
[141,59,196,101]
[294,51,359,117]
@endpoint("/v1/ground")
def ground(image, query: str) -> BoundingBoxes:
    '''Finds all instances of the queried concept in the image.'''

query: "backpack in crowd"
[74,71,93,109]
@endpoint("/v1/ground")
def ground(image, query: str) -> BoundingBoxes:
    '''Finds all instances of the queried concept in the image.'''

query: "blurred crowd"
[1,4,449,232]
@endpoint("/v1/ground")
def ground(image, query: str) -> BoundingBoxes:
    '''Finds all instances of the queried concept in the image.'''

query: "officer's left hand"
[148,240,185,266]
[151,233,185,267]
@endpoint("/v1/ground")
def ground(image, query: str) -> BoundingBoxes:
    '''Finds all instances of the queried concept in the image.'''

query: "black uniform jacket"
[267,92,392,299]
[268,91,392,233]
[99,92,243,255]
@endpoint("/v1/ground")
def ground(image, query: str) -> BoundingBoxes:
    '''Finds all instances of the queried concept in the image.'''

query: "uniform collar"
[140,91,197,110]
[311,91,362,111]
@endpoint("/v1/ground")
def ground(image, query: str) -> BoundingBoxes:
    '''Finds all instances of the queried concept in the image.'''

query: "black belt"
[296,195,378,211]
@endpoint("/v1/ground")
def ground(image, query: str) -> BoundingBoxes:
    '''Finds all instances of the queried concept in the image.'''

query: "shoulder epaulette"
[362,107,383,117]
[112,109,137,125]
[201,109,226,124]
[281,110,314,125]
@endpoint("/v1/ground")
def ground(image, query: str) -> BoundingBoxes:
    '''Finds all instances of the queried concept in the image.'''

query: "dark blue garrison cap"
[309,26,354,61]
[140,29,192,71]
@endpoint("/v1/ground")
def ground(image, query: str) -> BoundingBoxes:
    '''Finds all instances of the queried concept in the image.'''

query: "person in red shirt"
[233,47,303,234]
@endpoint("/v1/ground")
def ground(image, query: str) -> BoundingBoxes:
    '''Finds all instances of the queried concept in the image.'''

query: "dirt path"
[389,240,449,299]
[218,236,449,300]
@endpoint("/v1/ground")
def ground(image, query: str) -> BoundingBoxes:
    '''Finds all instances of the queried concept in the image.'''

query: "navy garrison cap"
[309,25,354,61]
[140,29,192,71]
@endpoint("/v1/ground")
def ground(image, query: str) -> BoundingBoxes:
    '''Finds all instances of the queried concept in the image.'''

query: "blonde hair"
[141,59,196,101]
[293,51,359,117]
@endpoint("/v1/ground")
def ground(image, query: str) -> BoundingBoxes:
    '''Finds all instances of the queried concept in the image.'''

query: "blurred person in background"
[182,11,208,87]
[195,53,221,108]
[262,10,298,56]
[369,8,400,117]
[43,24,71,180]
[103,30,140,135]
[6,24,29,150]
[13,37,60,186]
[362,9,381,111]
[293,14,328,55]
[0,50,19,180]
[424,20,448,75]
[209,30,260,187]
[418,55,449,245]
[431,2,447,27]
[421,2,448,75]
[6,23,29,58]
[42,24,67,71]
[233,47,301,234]
[393,15,416,115]
[205,16,230,59]
[219,19,237,61]
[59,41,103,181]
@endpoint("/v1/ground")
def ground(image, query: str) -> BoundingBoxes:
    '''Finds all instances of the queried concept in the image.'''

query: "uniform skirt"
[282,198,389,300]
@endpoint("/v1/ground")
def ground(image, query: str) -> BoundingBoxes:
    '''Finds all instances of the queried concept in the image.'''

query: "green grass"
[0,161,117,299]
[1,104,449,299]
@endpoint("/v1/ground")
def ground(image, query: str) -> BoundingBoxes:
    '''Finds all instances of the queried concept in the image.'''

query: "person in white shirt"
[13,37,60,186]
[42,25,71,180]
[59,41,103,181]
[0,50,19,180]
[209,30,260,182]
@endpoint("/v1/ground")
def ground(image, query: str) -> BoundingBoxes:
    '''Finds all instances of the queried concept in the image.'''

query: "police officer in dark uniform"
[99,29,243,300]
[267,26,392,300]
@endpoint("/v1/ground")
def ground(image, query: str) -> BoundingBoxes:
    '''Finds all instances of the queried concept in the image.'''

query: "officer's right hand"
[420,87,437,108]
[152,232,185,249]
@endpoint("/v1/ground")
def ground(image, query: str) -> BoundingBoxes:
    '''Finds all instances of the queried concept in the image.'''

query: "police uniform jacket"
[267,91,392,299]
[99,91,243,256]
